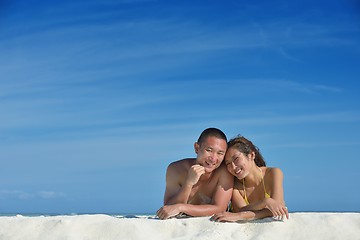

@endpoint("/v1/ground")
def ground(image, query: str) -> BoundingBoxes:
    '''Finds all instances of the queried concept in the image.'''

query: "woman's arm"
[239,168,288,218]
[212,209,273,222]
[230,187,247,212]
[213,185,272,221]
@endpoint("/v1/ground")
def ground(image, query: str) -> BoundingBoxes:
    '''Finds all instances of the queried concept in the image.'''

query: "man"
[156,128,233,219]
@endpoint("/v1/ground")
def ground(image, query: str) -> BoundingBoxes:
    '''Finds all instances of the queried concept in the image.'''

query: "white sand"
[0,213,359,240]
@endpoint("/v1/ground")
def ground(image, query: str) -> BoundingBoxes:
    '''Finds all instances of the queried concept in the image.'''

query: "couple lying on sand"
[156,128,289,222]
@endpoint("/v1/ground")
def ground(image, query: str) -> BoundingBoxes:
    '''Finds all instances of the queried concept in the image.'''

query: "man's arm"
[164,160,205,205]
[179,166,233,216]
[157,165,233,219]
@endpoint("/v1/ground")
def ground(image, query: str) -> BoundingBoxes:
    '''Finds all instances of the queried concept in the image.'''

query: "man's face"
[195,136,227,173]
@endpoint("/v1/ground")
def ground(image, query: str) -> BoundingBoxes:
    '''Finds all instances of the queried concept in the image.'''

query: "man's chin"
[204,165,217,173]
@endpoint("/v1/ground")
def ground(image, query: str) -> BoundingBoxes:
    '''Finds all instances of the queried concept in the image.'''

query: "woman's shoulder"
[264,167,284,179]
[264,166,283,172]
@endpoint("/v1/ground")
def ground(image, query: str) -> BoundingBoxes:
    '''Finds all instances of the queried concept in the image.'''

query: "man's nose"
[208,152,216,161]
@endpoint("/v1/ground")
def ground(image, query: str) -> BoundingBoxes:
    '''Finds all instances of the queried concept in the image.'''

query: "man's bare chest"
[187,179,217,204]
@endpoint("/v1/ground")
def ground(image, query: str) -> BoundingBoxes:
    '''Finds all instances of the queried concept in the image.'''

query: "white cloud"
[0,190,66,200]
[0,190,33,200]
[37,191,66,199]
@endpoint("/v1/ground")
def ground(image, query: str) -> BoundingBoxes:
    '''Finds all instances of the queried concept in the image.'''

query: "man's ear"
[194,142,200,154]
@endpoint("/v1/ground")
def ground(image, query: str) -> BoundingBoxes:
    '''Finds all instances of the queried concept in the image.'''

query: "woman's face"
[224,147,253,179]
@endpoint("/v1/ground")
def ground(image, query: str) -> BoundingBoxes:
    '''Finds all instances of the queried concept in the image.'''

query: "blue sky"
[0,0,359,214]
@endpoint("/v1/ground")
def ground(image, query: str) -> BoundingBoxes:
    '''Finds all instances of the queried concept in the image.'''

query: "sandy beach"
[0,212,359,240]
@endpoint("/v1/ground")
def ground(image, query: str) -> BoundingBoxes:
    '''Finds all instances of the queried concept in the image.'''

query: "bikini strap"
[261,170,271,198]
[242,178,249,204]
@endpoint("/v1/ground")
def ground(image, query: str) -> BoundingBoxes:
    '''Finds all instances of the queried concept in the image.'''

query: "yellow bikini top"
[243,173,270,205]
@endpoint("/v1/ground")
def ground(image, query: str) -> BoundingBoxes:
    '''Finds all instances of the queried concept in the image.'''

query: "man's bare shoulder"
[211,163,233,182]
[214,162,230,174]
[167,158,196,173]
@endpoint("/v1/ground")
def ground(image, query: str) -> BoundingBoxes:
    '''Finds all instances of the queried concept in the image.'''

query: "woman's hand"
[265,198,289,220]
[211,211,244,222]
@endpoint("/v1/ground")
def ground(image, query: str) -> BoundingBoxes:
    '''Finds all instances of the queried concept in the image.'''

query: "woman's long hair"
[227,136,266,167]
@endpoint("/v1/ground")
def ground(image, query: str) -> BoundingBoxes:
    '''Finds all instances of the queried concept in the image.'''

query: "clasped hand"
[185,164,205,186]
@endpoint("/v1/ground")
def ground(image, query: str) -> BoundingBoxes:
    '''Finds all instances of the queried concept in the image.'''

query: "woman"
[212,135,289,222]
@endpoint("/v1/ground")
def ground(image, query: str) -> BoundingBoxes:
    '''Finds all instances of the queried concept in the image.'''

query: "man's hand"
[185,164,205,186]
[156,204,182,220]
